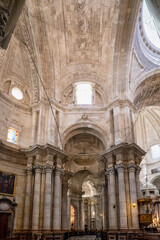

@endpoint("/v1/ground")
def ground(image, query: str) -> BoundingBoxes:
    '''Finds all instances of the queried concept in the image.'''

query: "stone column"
[158,202,160,223]
[94,196,98,230]
[43,164,53,230]
[39,168,45,229]
[23,167,32,229]
[116,164,128,229]
[82,199,84,230]
[88,199,91,230]
[79,199,83,230]
[101,183,107,230]
[136,166,142,200]
[129,164,139,229]
[67,195,71,230]
[84,199,88,229]
[107,167,117,229]
[53,168,62,230]
[62,181,69,230]
[32,164,42,230]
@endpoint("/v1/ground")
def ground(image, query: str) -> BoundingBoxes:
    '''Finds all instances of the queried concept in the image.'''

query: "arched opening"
[70,205,75,230]
[64,130,105,231]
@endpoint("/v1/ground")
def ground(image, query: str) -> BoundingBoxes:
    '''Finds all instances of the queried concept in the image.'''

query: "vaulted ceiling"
[3,0,140,104]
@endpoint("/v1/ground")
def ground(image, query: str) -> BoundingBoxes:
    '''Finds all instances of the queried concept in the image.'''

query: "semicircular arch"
[62,122,108,149]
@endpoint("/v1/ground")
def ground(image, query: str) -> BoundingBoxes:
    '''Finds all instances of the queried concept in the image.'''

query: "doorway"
[0,213,10,239]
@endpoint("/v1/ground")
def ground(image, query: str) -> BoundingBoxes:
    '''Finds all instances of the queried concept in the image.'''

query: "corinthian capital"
[116,163,126,173]
[136,166,141,175]
[34,164,42,173]
[106,167,115,176]
[44,164,53,174]
[55,167,63,177]
[26,167,32,175]
[128,163,136,173]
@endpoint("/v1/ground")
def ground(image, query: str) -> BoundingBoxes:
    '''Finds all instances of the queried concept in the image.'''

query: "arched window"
[142,0,160,49]
[75,83,93,104]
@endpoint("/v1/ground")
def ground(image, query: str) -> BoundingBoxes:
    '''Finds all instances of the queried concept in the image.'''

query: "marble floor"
[68,235,97,240]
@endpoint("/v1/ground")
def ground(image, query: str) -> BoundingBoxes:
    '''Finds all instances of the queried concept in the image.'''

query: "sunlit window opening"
[82,181,96,198]
[7,127,18,144]
[142,0,160,49]
[76,83,93,104]
[11,87,23,100]
[151,144,160,159]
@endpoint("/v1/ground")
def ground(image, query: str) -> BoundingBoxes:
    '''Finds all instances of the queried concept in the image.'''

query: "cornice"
[30,97,136,113]
[101,142,146,158]
[0,140,27,165]
[21,143,68,160]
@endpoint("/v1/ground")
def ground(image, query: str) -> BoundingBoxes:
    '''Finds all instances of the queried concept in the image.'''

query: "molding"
[0,140,27,165]
[22,143,68,160]
[0,89,32,113]
[101,142,146,159]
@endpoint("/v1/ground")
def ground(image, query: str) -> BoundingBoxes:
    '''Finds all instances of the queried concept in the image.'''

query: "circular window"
[142,0,160,49]
[11,87,23,100]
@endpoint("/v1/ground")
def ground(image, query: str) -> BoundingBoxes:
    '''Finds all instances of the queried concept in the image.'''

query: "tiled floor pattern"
[68,235,97,240]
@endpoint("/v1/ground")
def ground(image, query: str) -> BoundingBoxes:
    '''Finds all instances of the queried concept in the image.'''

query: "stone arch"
[150,175,160,191]
[62,122,108,149]
[134,69,160,92]
[134,73,160,109]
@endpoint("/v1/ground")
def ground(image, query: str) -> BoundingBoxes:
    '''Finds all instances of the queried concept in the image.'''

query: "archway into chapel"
[63,131,106,230]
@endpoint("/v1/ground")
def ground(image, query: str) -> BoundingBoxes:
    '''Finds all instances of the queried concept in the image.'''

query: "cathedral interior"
[0,0,160,240]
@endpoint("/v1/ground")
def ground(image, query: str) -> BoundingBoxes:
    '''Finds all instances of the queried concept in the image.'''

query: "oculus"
[11,87,23,100]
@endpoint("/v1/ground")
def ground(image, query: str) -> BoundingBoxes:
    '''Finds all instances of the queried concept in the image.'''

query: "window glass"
[7,127,18,144]
[142,0,160,49]
[11,87,23,100]
[151,144,160,159]
[76,83,92,104]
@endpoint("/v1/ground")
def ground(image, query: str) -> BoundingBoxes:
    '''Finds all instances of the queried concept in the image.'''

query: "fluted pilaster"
[32,164,42,230]
[128,164,139,229]
[101,183,107,230]
[53,167,63,230]
[62,181,69,230]
[43,164,53,230]
[23,167,32,229]
[106,167,117,229]
[116,164,128,229]
[136,166,142,200]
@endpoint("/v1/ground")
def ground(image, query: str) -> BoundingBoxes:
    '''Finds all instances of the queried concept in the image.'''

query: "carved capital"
[106,167,115,176]
[54,167,63,177]
[34,164,42,173]
[44,164,53,174]
[26,167,32,175]
[128,163,136,173]
[116,164,126,173]
[136,166,141,175]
